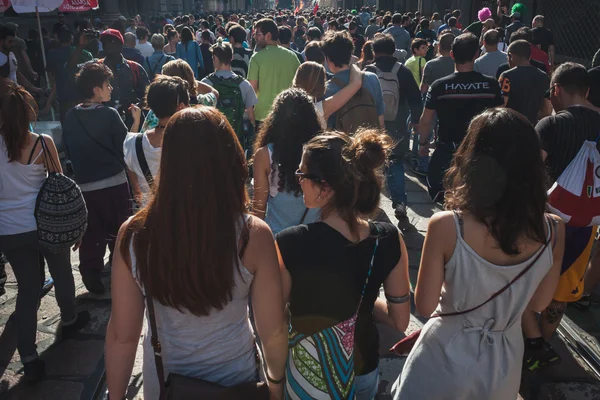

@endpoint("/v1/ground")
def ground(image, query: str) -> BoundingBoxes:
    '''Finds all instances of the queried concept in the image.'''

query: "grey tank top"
[130,216,257,399]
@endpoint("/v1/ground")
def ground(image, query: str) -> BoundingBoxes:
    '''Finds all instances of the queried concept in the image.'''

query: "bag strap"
[357,223,380,309]
[298,208,309,224]
[437,215,552,318]
[27,134,43,164]
[146,293,167,400]
[135,133,154,187]
[151,55,165,75]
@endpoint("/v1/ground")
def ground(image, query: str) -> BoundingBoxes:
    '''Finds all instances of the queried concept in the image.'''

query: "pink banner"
[0,0,11,13]
[59,0,98,12]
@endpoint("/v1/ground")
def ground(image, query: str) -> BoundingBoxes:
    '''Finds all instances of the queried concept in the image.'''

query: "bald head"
[483,29,500,49]
[123,32,136,48]
[533,15,544,28]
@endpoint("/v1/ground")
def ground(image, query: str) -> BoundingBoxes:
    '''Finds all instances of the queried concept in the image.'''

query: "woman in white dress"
[393,108,565,400]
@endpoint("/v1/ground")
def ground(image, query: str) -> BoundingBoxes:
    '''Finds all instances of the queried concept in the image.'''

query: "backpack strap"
[126,59,141,87]
[135,133,153,187]
[391,62,402,75]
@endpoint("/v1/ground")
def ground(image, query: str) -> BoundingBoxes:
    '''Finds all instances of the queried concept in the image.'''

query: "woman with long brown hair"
[105,107,288,400]
[358,40,374,69]
[0,82,87,383]
[393,109,565,399]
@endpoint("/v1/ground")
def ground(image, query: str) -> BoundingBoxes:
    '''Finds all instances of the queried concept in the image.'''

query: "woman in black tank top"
[276,129,411,398]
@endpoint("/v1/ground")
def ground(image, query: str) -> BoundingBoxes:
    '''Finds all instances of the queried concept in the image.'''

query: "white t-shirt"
[0,51,18,83]
[123,132,161,204]
[136,41,154,58]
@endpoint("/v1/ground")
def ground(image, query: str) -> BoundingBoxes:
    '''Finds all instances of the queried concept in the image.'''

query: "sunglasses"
[545,84,558,99]
[295,169,324,183]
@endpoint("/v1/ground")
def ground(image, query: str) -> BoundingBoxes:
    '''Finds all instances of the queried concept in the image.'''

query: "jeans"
[79,183,132,277]
[0,231,77,362]
[355,366,380,400]
[385,120,408,207]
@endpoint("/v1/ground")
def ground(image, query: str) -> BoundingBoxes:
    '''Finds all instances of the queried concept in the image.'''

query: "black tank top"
[276,221,401,375]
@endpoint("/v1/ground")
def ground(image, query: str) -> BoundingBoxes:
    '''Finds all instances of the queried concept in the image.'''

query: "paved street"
[1,168,600,399]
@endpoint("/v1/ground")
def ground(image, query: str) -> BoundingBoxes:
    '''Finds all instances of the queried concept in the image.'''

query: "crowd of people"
[1,1,600,399]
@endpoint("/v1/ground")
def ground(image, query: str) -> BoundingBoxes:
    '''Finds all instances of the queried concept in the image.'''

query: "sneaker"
[39,278,54,299]
[23,359,45,384]
[523,342,561,371]
[61,310,90,338]
[395,204,411,231]
[573,294,592,310]
[82,273,105,295]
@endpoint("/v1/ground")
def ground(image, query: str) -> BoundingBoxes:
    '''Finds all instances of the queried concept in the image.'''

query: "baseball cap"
[510,3,526,18]
[100,29,124,44]
[510,11,521,19]
[351,9,358,15]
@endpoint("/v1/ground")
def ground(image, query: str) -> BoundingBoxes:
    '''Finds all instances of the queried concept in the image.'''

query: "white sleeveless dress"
[393,214,555,400]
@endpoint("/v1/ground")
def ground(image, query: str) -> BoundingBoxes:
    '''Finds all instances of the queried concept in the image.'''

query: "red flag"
[294,6,299,15]
[59,0,98,12]
[313,2,318,15]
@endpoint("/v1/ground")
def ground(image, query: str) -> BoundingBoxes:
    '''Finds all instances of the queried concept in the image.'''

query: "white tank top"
[0,135,46,235]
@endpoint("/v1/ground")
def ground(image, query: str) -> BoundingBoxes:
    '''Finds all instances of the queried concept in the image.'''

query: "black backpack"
[32,135,88,253]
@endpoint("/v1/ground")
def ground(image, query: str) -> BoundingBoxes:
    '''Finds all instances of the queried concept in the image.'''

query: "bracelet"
[385,293,411,304]
[266,370,285,384]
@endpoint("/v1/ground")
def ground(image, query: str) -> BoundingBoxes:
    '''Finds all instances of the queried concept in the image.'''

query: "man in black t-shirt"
[532,15,555,66]
[499,40,551,124]
[418,33,502,202]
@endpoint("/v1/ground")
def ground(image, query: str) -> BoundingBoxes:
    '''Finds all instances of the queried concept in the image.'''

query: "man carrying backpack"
[365,33,423,229]
[228,24,253,78]
[202,39,257,154]
[321,30,384,132]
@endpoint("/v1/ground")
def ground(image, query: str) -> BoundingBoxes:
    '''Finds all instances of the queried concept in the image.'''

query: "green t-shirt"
[247,45,300,121]
[405,55,426,86]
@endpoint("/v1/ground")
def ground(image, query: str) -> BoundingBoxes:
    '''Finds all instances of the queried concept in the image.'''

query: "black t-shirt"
[532,27,554,54]
[499,65,550,124]
[425,71,502,144]
[276,221,401,375]
[200,43,214,76]
[588,67,600,108]
[536,106,600,183]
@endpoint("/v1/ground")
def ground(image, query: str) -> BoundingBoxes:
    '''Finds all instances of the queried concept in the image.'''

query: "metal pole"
[417,0,422,14]
[36,6,56,121]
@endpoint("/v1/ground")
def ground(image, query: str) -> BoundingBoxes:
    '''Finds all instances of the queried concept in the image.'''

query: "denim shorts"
[355,366,380,400]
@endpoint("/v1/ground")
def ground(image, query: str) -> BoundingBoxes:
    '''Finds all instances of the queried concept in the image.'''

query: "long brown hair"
[0,81,38,162]
[292,61,326,100]
[161,59,198,97]
[444,108,548,255]
[120,107,250,316]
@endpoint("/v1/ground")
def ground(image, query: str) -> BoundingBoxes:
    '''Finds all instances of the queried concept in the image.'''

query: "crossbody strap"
[437,215,552,318]
[27,134,43,164]
[135,134,154,187]
[356,223,380,310]
[146,294,167,400]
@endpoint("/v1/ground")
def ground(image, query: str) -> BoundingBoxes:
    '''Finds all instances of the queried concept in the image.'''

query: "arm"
[251,147,270,220]
[105,221,145,399]
[249,79,258,93]
[128,104,142,133]
[414,212,454,317]
[18,48,36,79]
[245,219,287,399]
[127,167,143,204]
[374,232,411,332]
[399,65,423,125]
[548,45,555,67]
[322,64,362,120]
[248,54,259,94]
[527,217,565,312]
[246,107,256,127]
[420,82,429,94]
[17,71,41,94]
[42,73,57,114]
[417,108,436,156]
[197,80,219,97]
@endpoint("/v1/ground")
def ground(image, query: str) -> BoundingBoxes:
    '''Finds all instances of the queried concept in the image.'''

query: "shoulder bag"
[390,215,555,356]
[135,133,153,187]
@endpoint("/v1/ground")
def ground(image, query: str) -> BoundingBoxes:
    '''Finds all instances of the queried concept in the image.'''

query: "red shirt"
[530,44,550,73]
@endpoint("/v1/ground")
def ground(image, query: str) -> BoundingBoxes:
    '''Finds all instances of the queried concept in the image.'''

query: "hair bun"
[347,129,392,172]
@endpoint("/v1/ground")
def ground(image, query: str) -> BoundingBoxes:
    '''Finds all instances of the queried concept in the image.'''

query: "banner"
[59,0,98,12]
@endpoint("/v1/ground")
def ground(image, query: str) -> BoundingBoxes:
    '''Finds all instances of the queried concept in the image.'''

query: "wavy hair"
[444,108,548,255]
[254,88,324,196]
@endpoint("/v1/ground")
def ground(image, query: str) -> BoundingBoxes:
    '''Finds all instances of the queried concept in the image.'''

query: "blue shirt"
[324,69,385,128]
[176,41,205,78]
[437,23,449,35]
[143,50,175,79]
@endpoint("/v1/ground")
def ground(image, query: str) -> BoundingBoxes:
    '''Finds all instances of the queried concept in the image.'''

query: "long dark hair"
[444,108,548,255]
[303,129,392,238]
[181,26,193,50]
[0,81,38,162]
[121,107,249,316]
[254,88,324,196]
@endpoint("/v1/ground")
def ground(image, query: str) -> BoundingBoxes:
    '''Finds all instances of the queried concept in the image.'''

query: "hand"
[418,143,429,157]
[129,104,142,121]
[72,239,82,251]
[349,64,362,85]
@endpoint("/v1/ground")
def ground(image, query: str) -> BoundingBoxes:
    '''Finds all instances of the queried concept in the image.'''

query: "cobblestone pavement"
[1,171,600,399]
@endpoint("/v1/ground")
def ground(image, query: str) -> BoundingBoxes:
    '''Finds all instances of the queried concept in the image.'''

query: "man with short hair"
[248,18,300,127]
[365,33,422,228]
[135,27,153,58]
[524,63,600,371]
[383,13,411,52]
[229,24,253,78]
[143,34,175,81]
[421,33,455,94]
[6,22,37,84]
[447,17,462,37]
[504,8,524,44]
[197,20,216,43]
[125,18,137,34]
[278,26,304,64]
[418,33,502,202]
[53,13,67,39]
[0,24,18,84]
[348,21,365,58]
[122,32,145,65]
[300,27,322,60]
[532,15,555,67]
[360,7,371,29]
[365,18,379,40]
[499,39,551,124]
[474,29,507,77]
